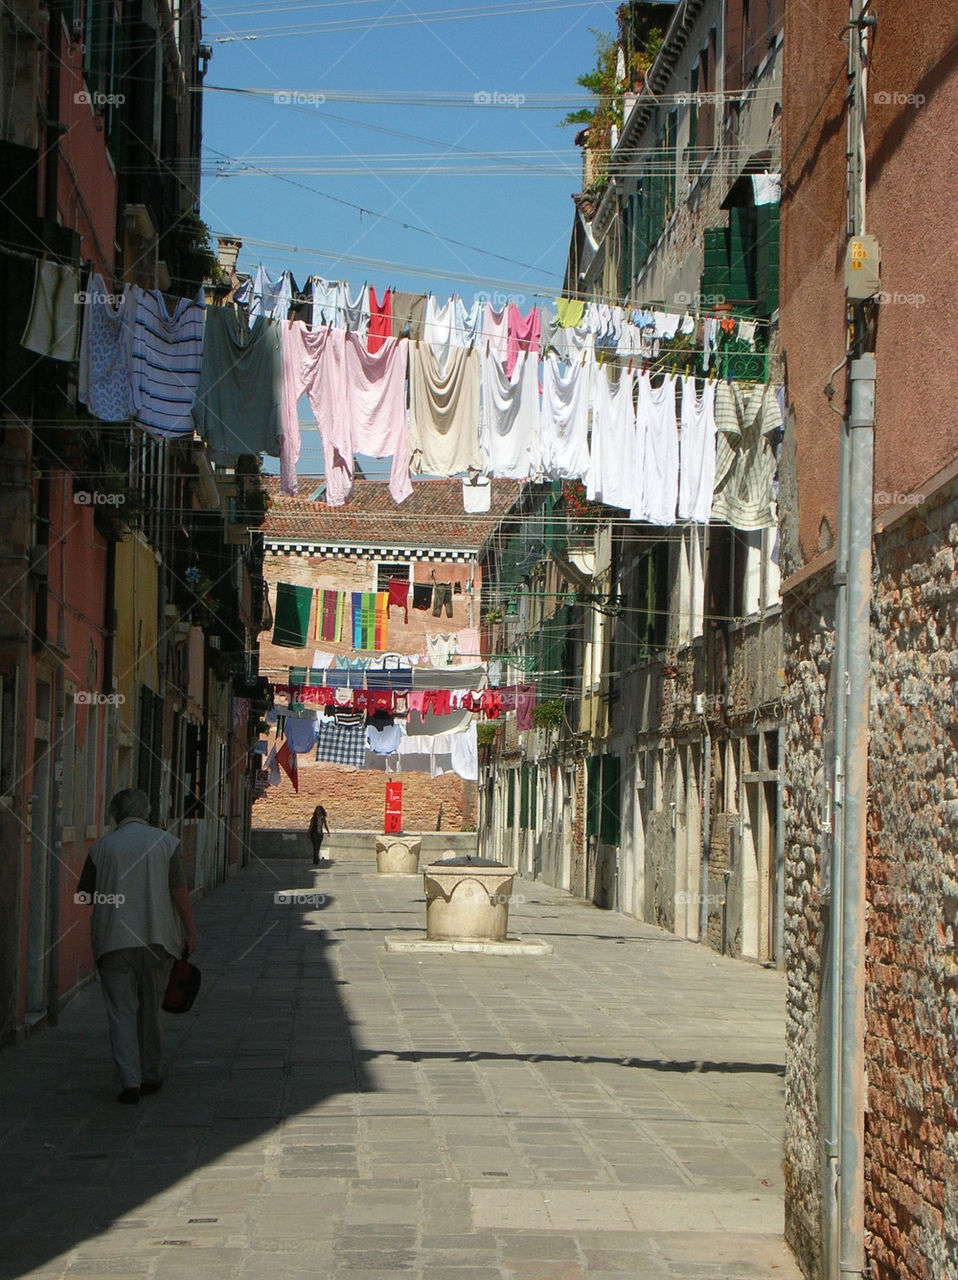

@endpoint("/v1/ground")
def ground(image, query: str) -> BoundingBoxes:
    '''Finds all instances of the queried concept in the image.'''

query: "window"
[0,673,16,796]
[83,704,99,828]
[634,542,669,658]
[506,769,516,828]
[600,754,621,847]
[587,757,601,837]
[377,562,409,593]
[61,695,76,833]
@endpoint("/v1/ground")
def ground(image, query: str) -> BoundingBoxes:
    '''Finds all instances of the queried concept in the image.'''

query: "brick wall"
[252,750,472,833]
[783,479,958,1279]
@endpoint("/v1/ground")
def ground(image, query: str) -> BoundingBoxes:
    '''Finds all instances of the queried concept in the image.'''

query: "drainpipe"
[775,725,785,970]
[839,354,874,1280]
[47,480,68,1026]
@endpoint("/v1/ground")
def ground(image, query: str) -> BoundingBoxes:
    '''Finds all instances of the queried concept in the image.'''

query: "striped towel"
[351,592,389,650]
[316,589,345,643]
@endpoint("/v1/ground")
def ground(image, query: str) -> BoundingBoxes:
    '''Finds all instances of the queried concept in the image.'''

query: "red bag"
[162,955,201,1014]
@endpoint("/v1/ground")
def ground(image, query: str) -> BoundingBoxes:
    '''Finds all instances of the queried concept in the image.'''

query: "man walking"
[77,788,196,1104]
[308,802,331,865]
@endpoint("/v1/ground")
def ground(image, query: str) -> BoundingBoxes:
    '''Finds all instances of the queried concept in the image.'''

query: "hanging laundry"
[247,265,292,323]
[315,588,346,643]
[339,656,368,688]
[130,288,204,439]
[515,683,536,732]
[341,282,370,342]
[423,294,464,375]
[287,274,312,324]
[311,276,345,329]
[449,720,478,781]
[505,303,540,378]
[367,654,413,690]
[431,582,453,618]
[546,321,594,363]
[615,320,641,359]
[426,633,457,666]
[367,721,404,755]
[653,311,681,339]
[482,301,509,363]
[367,285,391,353]
[462,475,491,512]
[412,583,433,611]
[351,591,389,650]
[275,740,299,791]
[390,290,427,341]
[272,582,313,648]
[456,627,480,664]
[283,709,318,755]
[635,372,678,526]
[752,171,781,205]
[194,309,284,465]
[315,718,366,767]
[711,381,782,530]
[588,364,636,513]
[341,333,412,504]
[77,276,136,421]
[21,260,81,362]
[678,376,718,523]
[539,352,592,484]
[554,296,585,328]
[311,649,334,670]
[459,298,483,348]
[478,348,541,481]
[282,322,349,502]
[387,577,410,622]
[737,319,758,350]
[264,745,281,787]
[408,342,480,477]
[702,317,718,372]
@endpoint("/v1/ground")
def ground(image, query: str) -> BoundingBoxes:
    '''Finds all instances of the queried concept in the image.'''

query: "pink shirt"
[505,304,540,378]
[281,323,349,500]
[343,333,412,505]
[482,302,509,364]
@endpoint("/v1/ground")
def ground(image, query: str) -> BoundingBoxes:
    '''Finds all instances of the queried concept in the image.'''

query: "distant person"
[308,802,331,865]
[76,789,196,1104]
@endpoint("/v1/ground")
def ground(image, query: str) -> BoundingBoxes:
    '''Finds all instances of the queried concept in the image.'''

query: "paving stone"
[0,859,801,1280]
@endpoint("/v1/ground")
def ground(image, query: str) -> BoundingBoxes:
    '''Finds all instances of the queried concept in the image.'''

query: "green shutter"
[600,755,621,846]
[507,769,516,828]
[519,765,529,828]
[587,757,601,837]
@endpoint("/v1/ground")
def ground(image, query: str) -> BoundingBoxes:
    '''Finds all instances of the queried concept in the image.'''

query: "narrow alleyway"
[0,856,801,1280]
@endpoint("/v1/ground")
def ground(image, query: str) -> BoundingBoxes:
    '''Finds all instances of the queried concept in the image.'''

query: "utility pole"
[826,5,877,1278]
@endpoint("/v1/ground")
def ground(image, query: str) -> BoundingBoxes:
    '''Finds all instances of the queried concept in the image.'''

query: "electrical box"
[845,235,881,300]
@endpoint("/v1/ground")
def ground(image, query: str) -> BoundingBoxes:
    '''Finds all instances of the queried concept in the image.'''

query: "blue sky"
[197,0,674,473]
[198,0,632,302]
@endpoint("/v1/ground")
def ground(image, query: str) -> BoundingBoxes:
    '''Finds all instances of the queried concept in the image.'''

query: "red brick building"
[778,3,958,1276]
[255,477,519,832]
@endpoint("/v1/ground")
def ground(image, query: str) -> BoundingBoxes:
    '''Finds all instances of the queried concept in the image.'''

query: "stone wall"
[781,580,833,1280]
[782,478,958,1280]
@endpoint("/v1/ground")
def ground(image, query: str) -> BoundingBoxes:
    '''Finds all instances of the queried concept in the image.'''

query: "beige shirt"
[84,818,185,960]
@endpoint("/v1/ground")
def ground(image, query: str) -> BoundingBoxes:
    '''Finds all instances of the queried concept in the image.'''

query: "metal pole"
[839,354,874,1280]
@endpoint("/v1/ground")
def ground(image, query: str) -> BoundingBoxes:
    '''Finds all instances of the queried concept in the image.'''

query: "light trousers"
[98,946,172,1090]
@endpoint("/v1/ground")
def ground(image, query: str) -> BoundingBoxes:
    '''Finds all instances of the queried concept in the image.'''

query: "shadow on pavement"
[0,860,369,1280]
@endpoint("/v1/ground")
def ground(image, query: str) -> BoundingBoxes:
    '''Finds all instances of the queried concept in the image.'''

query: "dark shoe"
[117,1087,140,1104]
[139,1080,162,1095]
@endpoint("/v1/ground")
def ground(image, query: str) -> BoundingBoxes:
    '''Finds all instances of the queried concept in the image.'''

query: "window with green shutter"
[600,755,621,847]
[519,764,529,828]
[587,757,601,837]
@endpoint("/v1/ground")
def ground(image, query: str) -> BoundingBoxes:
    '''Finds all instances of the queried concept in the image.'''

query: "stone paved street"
[0,856,802,1280]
